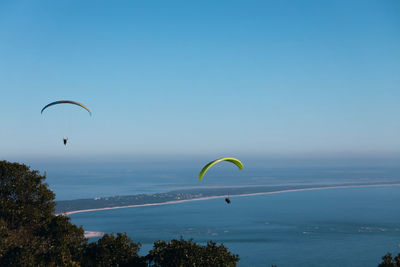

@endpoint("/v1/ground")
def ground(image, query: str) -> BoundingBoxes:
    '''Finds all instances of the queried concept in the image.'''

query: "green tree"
[0,160,55,229]
[82,233,145,267]
[38,215,86,266]
[378,253,400,267]
[146,237,239,267]
[0,160,86,266]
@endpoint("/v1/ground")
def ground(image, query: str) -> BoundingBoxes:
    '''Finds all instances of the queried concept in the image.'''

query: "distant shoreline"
[61,183,400,216]
[84,231,104,238]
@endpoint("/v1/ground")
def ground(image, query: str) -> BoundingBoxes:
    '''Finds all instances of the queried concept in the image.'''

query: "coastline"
[61,183,400,216]
[84,231,104,238]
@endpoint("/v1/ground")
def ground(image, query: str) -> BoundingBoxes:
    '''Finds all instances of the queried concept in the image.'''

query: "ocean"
[69,186,400,266]
[41,162,400,200]
[36,162,400,266]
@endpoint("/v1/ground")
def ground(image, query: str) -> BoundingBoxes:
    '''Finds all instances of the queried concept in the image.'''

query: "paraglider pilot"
[198,157,243,205]
[41,100,92,147]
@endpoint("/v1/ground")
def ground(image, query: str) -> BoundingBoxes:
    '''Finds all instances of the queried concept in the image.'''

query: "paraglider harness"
[63,138,68,146]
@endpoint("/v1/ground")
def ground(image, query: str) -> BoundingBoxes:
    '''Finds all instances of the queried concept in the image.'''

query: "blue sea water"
[28,161,400,266]
[38,162,400,200]
[69,186,400,267]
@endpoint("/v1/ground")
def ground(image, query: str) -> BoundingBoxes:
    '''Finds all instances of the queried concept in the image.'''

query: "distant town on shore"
[55,182,398,214]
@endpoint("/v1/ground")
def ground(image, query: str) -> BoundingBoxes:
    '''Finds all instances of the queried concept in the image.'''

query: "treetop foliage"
[378,253,400,267]
[146,237,239,267]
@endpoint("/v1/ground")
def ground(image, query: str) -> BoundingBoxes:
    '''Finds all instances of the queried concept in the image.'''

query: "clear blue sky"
[0,0,399,161]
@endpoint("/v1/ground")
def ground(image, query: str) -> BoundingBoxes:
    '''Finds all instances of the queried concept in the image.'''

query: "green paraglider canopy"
[41,100,91,115]
[198,157,243,181]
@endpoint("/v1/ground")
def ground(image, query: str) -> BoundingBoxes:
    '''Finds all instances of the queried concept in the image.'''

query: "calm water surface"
[43,164,400,200]
[70,186,400,267]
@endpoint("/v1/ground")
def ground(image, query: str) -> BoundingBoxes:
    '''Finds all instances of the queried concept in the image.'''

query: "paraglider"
[41,100,91,115]
[198,157,243,181]
[41,100,91,146]
[198,157,243,204]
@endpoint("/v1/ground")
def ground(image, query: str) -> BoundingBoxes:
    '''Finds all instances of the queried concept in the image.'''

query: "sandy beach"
[61,183,400,216]
[84,231,104,238]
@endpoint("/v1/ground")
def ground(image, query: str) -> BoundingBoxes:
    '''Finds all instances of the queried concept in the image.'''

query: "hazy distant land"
[55,183,400,215]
